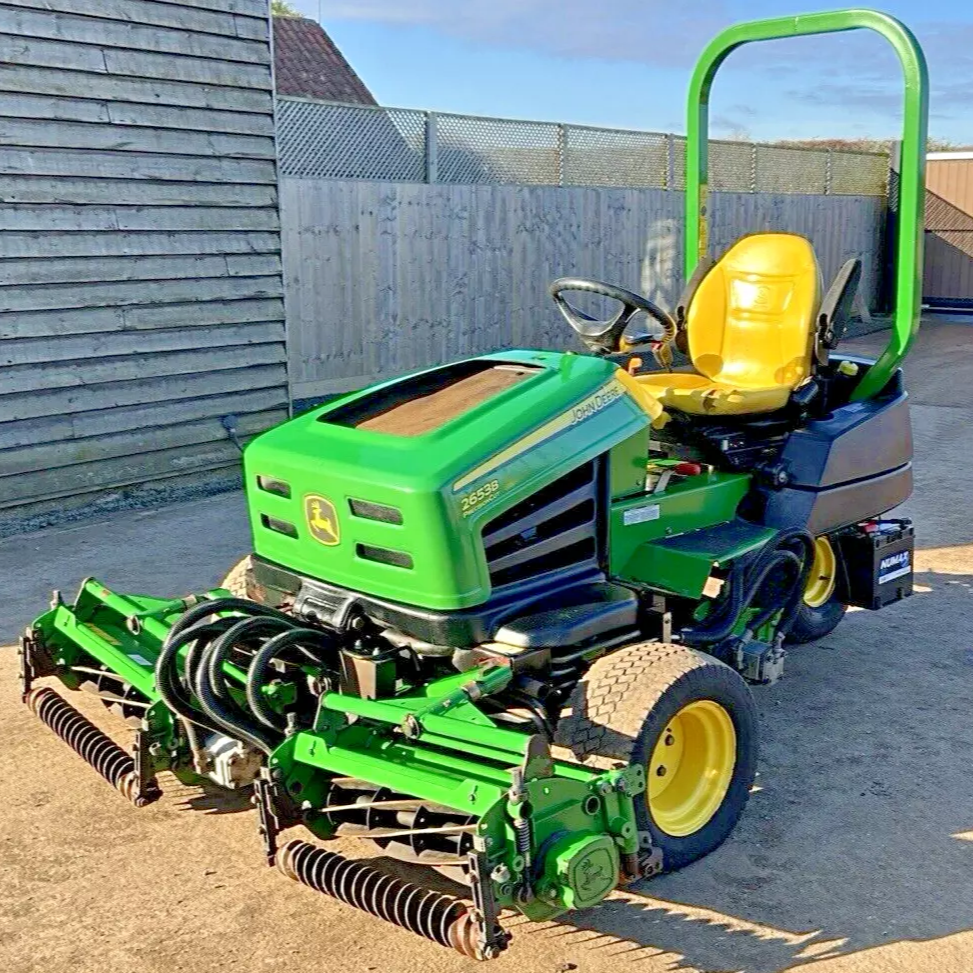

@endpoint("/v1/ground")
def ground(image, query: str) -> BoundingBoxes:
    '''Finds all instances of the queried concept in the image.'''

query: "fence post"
[556,123,567,186]
[749,143,758,193]
[666,133,675,190]
[425,111,438,184]
[825,148,834,195]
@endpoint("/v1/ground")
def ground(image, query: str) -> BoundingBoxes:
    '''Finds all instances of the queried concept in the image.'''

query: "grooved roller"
[25,687,157,807]
[277,838,490,959]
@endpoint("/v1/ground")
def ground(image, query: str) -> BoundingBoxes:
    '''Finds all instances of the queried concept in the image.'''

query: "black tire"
[554,642,758,873]
[220,555,255,600]
[786,594,846,644]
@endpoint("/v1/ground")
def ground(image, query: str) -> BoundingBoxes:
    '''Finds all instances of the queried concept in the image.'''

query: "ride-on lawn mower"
[17,9,927,961]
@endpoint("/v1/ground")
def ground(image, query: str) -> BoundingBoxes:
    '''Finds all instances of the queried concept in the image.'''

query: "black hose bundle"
[154,597,340,757]
[682,528,814,646]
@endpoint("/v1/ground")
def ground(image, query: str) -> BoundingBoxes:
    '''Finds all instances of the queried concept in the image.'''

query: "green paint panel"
[609,427,650,498]
[609,471,751,593]
[684,9,927,401]
[627,518,776,598]
[244,351,649,610]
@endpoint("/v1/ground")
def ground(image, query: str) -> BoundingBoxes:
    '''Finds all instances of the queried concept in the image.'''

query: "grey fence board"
[0,177,278,207]
[0,252,280,286]
[282,179,885,398]
[0,33,271,88]
[0,297,284,340]
[6,364,287,424]
[0,6,270,63]
[0,64,274,113]
[0,342,282,396]
[0,147,278,183]
[0,408,285,478]
[0,92,274,136]
[0,118,275,158]
[1,322,285,365]
[0,0,286,526]
[0,438,256,506]
[0,230,281,259]
[1,0,268,39]
[0,273,282,313]
[0,387,288,451]
[4,205,279,231]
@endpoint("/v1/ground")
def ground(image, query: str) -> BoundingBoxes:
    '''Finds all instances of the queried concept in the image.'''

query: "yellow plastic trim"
[648,699,736,837]
[804,536,837,608]
[614,367,669,428]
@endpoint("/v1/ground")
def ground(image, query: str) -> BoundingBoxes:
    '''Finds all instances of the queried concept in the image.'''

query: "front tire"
[554,642,758,872]
[220,555,255,599]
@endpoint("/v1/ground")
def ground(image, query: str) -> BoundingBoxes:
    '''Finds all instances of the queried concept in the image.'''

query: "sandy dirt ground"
[2,324,973,973]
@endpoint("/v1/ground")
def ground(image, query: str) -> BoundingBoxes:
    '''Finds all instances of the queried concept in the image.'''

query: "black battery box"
[835,519,914,610]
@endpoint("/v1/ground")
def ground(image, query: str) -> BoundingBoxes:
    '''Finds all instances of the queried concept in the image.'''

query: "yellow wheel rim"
[804,536,837,609]
[648,700,736,838]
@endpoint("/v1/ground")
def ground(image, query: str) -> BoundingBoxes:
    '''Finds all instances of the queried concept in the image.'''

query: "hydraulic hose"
[165,596,293,653]
[196,616,292,754]
[682,528,814,646]
[246,627,336,731]
[155,619,234,737]
[741,549,803,632]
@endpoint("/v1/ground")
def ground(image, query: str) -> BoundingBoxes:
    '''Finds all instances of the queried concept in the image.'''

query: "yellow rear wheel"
[803,536,837,608]
[648,699,736,837]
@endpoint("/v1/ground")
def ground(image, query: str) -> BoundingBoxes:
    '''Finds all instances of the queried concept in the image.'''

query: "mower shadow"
[526,568,973,972]
[163,776,255,815]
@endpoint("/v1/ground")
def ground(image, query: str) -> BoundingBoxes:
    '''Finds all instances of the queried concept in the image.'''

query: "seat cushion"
[637,372,792,416]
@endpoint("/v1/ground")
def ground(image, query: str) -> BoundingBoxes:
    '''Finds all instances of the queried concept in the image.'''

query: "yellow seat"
[638,233,822,416]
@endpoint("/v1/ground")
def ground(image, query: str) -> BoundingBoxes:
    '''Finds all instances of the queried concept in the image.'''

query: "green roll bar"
[685,8,928,401]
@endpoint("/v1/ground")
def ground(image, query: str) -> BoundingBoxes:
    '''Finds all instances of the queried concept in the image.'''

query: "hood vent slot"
[483,461,599,589]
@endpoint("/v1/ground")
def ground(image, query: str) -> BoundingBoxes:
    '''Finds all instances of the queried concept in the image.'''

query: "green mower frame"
[17,9,927,961]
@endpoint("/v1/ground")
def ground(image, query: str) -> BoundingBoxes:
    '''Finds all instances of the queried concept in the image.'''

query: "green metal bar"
[287,730,511,816]
[685,9,928,400]
[319,690,533,757]
[49,606,160,699]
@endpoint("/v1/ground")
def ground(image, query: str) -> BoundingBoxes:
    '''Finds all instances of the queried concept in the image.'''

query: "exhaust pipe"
[25,687,159,807]
[276,839,500,959]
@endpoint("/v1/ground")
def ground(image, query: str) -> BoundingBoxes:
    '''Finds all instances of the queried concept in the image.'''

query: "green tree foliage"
[271,0,300,16]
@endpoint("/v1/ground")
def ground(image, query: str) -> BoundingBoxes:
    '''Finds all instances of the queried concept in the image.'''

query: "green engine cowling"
[243,351,651,610]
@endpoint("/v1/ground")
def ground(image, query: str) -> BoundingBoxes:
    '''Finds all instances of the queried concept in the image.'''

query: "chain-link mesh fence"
[277,97,888,196]
[561,125,670,188]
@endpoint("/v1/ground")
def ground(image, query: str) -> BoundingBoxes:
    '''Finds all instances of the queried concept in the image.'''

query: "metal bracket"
[253,769,293,867]
[132,725,162,805]
[18,631,54,701]
[638,839,665,879]
[521,733,554,781]
[467,844,511,960]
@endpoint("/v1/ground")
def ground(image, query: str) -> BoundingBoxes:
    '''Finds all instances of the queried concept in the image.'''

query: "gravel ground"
[2,324,973,973]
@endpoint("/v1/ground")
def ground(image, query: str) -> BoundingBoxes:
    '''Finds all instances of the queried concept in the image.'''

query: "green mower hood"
[243,350,650,610]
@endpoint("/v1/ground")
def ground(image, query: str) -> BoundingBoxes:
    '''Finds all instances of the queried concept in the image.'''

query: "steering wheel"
[549,278,677,357]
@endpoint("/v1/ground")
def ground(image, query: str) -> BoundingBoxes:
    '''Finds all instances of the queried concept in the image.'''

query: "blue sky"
[290,1,972,144]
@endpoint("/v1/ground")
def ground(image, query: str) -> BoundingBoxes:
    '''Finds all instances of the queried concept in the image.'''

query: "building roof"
[273,16,376,104]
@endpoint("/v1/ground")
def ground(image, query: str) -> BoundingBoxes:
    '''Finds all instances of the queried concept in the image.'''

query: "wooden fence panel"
[281,179,885,398]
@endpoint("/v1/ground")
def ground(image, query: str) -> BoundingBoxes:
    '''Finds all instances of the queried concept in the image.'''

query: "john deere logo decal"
[305,494,340,546]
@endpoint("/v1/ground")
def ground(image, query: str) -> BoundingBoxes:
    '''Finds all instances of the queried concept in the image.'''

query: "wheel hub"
[648,699,736,837]
[804,536,837,608]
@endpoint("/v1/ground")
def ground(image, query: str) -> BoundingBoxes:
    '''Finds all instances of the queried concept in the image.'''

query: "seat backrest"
[685,233,822,391]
